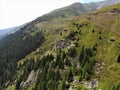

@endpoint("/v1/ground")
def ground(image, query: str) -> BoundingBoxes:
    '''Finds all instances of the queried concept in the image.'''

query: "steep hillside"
[3,3,120,90]
[70,4,120,89]
[0,1,120,90]
[0,2,95,89]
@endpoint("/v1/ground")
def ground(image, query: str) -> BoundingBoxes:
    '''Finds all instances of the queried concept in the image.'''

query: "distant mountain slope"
[0,24,28,40]
[34,3,93,23]
[0,27,17,39]
[95,0,120,9]
[34,0,120,23]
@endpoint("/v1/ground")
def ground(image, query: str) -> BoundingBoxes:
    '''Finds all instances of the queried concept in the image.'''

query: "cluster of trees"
[15,59,35,90]
[32,49,73,90]
[0,25,44,89]
[14,44,96,90]
[33,54,60,90]
[67,46,95,81]
[78,47,95,81]
[15,48,74,90]
[32,46,95,90]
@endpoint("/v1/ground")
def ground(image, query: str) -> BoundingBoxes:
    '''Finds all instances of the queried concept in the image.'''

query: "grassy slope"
[71,4,120,90]
[17,18,72,64]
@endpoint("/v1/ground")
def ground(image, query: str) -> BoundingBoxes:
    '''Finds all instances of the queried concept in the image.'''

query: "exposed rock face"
[56,39,71,48]
[95,62,105,75]
[69,77,99,90]
[21,70,38,89]
[88,79,98,89]
[53,39,75,50]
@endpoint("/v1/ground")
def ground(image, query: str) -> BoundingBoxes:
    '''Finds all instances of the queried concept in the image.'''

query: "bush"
[112,82,120,90]
[117,55,120,63]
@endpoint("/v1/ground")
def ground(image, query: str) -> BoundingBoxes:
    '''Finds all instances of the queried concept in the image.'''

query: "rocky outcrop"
[53,39,75,51]
[21,70,38,89]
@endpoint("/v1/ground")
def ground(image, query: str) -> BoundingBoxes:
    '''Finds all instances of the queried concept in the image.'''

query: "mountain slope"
[0,3,97,89]
[4,3,120,90]
[95,0,120,9]
[0,1,120,90]
[70,4,120,89]
[34,0,120,23]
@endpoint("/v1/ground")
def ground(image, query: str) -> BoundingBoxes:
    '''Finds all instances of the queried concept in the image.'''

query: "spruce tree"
[117,55,120,63]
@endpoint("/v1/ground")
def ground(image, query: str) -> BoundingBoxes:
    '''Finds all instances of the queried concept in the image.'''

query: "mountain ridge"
[1,0,120,36]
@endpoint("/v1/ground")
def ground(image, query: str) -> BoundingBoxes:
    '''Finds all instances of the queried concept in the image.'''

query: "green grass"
[6,85,15,90]
[68,5,120,89]
[27,82,36,90]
